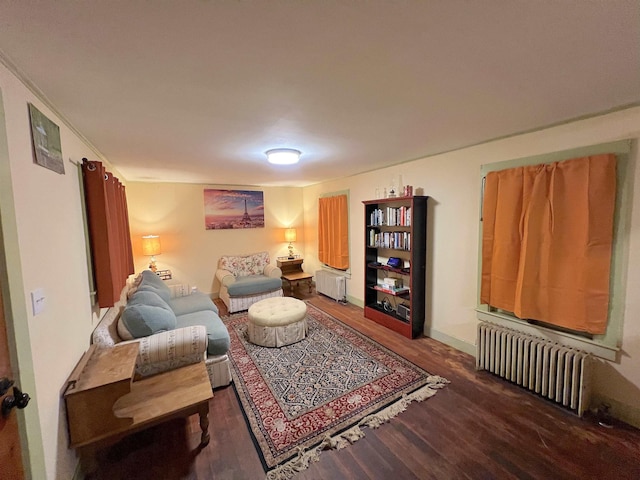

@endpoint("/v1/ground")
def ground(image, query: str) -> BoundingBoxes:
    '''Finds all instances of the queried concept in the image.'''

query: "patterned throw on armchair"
[215,251,283,313]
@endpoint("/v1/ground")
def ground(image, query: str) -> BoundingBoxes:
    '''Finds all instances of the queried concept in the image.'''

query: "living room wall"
[126,182,305,295]
[0,63,123,479]
[302,107,640,428]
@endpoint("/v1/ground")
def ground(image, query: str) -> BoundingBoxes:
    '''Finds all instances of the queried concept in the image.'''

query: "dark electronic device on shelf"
[387,257,402,268]
[397,304,411,321]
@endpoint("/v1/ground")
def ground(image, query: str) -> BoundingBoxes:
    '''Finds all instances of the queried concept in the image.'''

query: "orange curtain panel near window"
[82,158,134,307]
[481,154,616,335]
[318,194,349,270]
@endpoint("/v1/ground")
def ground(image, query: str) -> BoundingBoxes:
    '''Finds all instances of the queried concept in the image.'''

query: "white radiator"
[477,322,592,416]
[315,270,346,302]
[168,283,192,298]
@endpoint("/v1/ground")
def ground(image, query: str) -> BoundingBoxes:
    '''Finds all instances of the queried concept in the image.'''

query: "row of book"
[369,206,412,227]
[368,230,411,250]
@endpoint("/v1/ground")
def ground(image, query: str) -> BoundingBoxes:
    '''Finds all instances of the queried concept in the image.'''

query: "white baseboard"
[427,328,476,356]
[591,393,640,430]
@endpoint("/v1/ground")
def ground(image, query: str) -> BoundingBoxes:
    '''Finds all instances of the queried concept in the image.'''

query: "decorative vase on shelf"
[388,181,396,198]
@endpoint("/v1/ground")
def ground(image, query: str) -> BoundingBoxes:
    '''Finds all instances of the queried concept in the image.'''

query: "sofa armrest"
[215,268,236,287]
[264,264,282,278]
[135,326,208,378]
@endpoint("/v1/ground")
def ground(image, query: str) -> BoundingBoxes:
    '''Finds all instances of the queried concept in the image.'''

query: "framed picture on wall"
[28,103,64,174]
[204,189,265,230]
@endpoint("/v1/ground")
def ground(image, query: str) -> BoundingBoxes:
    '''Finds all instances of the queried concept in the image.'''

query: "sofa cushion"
[219,251,270,277]
[118,290,177,339]
[226,275,282,297]
[168,292,219,316]
[175,311,230,356]
[137,270,172,302]
[135,284,171,303]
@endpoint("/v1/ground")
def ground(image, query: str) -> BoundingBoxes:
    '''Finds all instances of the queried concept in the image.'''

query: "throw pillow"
[118,290,177,340]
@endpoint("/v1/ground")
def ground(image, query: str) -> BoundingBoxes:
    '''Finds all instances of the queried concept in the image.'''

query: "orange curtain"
[82,159,134,307]
[318,194,349,270]
[481,154,616,334]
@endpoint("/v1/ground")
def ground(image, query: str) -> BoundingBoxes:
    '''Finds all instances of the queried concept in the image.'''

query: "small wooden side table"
[277,257,313,296]
[64,343,213,472]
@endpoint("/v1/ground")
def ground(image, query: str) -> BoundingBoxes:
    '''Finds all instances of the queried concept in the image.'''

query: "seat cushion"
[176,311,230,356]
[119,290,177,339]
[168,292,219,316]
[248,297,307,327]
[226,275,282,297]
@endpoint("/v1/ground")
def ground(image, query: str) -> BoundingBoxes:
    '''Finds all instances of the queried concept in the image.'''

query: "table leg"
[198,403,210,447]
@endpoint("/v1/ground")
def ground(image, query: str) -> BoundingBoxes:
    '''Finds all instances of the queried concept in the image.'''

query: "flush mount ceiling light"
[266,148,301,165]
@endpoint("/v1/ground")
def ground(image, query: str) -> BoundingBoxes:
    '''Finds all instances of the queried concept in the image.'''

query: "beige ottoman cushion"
[247,297,308,347]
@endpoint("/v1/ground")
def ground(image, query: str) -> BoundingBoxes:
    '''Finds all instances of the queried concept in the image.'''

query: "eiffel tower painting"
[203,189,265,230]
[239,199,253,228]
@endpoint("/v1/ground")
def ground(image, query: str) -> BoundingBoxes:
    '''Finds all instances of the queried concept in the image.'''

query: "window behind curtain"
[481,154,616,335]
[318,194,349,270]
[477,140,632,359]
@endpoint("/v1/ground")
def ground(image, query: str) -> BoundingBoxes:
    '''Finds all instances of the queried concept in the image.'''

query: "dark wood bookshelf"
[363,195,428,338]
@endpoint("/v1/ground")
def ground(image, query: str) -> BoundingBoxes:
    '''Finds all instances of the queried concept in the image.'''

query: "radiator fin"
[315,270,346,302]
[476,322,592,416]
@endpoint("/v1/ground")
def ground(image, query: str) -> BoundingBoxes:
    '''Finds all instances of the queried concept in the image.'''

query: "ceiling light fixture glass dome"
[266,148,301,165]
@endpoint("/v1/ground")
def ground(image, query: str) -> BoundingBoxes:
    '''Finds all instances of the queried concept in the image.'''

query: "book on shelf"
[367,230,411,250]
[369,206,412,227]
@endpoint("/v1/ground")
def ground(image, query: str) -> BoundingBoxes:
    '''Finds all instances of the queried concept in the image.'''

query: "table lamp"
[142,235,161,272]
[284,228,297,259]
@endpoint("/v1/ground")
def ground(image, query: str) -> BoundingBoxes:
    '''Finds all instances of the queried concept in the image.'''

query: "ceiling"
[0,1,638,187]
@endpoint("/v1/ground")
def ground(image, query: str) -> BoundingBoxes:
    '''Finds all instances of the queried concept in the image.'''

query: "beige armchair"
[215,251,284,313]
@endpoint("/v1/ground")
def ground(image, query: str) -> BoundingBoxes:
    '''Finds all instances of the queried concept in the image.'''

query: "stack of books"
[377,278,409,295]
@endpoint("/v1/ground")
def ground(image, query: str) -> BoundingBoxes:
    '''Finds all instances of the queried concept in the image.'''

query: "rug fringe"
[265,376,449,480]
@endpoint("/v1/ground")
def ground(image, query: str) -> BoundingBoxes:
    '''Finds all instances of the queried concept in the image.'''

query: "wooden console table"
[64,343,212,469]
[277,257,313,296]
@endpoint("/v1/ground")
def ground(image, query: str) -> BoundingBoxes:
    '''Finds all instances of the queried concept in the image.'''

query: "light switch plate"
[31,288,45,315]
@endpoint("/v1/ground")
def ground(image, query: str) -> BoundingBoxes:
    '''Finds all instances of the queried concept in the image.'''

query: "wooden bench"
[64,343,213,472]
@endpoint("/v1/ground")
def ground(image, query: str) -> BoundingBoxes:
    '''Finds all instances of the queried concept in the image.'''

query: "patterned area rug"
[223,303,449,479]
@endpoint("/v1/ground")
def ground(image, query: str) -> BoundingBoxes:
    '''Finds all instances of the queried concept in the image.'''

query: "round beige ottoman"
[247,297,308,347]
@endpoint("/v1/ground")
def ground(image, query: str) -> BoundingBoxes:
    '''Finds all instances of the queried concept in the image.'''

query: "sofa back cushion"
[132,269,172,302]
[218,251,270,277]
[118,290,177,340]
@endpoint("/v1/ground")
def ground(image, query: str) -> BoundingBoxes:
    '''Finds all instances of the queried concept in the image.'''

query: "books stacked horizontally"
[377,277,409,295]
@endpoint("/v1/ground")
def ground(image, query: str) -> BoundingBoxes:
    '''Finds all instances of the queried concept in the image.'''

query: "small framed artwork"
[204,189,265,230]
[28,103,64,174]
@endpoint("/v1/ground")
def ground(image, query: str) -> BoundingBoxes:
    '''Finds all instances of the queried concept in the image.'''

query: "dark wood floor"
[86,290,640,479]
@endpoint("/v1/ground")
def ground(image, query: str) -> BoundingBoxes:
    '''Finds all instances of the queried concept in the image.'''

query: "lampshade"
[284,228,297,243]
[142,235,161,256]
[266,148,301,165]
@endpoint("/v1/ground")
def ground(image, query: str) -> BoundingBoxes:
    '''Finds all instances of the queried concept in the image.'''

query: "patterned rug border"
[223,302,449,480]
